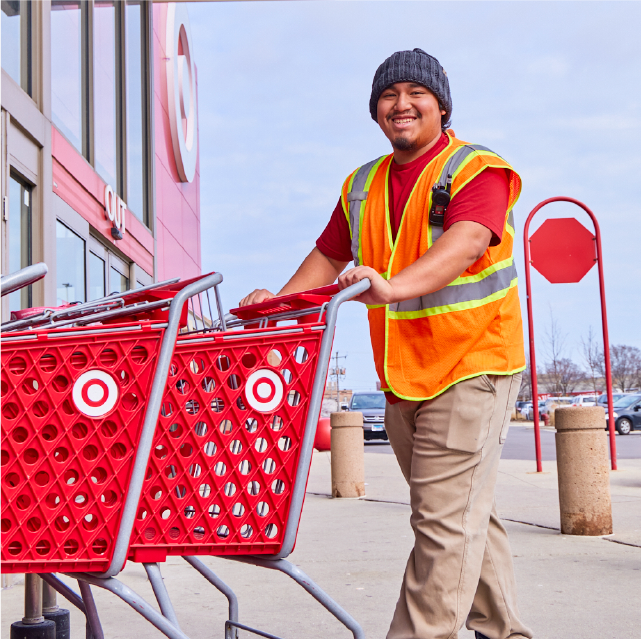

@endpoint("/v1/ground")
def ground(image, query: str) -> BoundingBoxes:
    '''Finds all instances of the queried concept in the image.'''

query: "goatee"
[393,136,416,152]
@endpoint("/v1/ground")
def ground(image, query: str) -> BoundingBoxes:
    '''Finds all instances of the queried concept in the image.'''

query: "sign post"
[523,197,616,472]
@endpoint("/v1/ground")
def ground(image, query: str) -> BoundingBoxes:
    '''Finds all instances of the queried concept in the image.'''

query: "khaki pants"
[384,373,532,639]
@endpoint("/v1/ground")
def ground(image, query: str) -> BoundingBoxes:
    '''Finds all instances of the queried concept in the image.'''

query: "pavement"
[2,422,640,639]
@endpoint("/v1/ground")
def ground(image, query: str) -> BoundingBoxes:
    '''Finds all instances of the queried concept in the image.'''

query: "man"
[241,49,532,640]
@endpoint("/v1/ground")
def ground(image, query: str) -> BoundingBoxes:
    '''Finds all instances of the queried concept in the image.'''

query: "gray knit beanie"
[369,48,452,129]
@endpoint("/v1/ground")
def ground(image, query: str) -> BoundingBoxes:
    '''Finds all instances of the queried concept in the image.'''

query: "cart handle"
[1,263,48,297]
[276,277,371,560]
[96,271,224,579]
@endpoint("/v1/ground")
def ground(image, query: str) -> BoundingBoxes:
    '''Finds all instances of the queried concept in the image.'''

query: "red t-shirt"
[315,133,511,403]
[316,133,510,261]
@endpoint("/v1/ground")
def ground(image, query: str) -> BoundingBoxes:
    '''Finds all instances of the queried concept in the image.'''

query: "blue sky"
[189,1,641,392]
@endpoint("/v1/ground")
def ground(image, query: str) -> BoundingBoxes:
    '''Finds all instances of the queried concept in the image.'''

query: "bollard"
[42,582,71,639]
[330,412,365,498]
[10,575,56,639]
[555,406,613,536]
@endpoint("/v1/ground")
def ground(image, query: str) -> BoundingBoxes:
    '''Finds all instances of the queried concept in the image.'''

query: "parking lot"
[364,421,641,460]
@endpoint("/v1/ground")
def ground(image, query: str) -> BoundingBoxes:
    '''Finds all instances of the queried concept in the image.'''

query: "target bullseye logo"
[245,369,284,413]
[73,370,119,418]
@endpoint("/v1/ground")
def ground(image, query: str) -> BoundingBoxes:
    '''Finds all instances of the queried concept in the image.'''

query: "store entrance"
[56,220,146,306]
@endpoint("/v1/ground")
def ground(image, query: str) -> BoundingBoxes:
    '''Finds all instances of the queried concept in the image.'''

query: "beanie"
[369,48,452,128]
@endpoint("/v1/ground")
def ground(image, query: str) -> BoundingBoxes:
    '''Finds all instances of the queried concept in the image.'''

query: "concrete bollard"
[555,406,613,536]
[330,412,365,498]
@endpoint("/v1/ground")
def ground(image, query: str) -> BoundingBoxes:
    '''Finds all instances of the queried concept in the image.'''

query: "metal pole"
[23,574,44,624]
[591,213,618,470]
[523,209,543,473]
[524,197,617,471]
[41,582,59,614]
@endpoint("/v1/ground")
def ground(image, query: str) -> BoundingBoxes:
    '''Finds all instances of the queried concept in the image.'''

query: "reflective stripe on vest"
[346,156,386,266]
[388,257,517,317]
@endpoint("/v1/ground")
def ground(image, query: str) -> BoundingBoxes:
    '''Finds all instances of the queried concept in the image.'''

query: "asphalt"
[365,422,641,461]
[2,422,640,639]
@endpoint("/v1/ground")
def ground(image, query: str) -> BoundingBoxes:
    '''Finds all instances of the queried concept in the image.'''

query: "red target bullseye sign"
[73,370,119,417]
[245,369,284,413]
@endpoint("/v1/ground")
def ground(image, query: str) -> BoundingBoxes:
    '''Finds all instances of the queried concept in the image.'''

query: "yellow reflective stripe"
[448,257,513,286]
[343,172,358,234]
[450,155,511,199]
[356,156,387,267]
[505,222,515,238]
[380,364,527,402]
[388,277,518,320]
[383,160,393,249]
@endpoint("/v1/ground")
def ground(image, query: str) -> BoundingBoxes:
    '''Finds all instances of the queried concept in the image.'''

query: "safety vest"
[341,132,526,400]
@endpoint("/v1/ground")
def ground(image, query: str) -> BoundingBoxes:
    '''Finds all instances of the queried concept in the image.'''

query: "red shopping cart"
[66,280,369,639]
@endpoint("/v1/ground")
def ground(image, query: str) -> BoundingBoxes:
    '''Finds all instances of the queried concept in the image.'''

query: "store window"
[94,0,118,189]
[6,175,32,313]
[56,221,86,305]
[109,254,130,294]
[1,0,31,94]
[49,1,151,227]
[51,0,84,153]
[88,251,106,301]
[126,0,145,221]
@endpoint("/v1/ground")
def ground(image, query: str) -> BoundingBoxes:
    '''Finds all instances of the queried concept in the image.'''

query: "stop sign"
[529,218,596,283]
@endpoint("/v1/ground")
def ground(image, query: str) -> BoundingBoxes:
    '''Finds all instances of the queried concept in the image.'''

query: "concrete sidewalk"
[2,425,640,639]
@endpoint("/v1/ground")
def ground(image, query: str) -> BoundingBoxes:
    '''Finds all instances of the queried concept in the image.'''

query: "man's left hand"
[337,266,395,305]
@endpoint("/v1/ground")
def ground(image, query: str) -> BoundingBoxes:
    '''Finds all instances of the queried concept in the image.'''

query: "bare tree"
[555,358,586,395]
[580,326,603,395]
[609,345,641,392]
[543,309,569,396]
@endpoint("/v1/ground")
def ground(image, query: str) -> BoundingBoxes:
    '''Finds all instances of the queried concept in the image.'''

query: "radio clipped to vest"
[429,173,452,227]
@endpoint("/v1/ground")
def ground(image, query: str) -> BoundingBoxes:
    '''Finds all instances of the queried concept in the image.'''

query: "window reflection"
[110,266,129,294]
[56,221,86,305]
[89,252,106,301]
[1,0,22,87]
[126,0,144,221]
[51,1,82,151]
[94,0,117,189]
[6,176,32,313]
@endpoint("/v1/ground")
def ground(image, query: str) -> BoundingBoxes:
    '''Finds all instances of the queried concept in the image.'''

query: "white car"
[571,395,598,407]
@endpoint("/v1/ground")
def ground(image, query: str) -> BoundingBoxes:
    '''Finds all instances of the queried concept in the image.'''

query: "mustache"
[387,110,421,121]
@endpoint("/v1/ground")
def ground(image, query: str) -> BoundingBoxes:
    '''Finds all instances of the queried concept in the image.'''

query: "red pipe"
[523,197,617,472]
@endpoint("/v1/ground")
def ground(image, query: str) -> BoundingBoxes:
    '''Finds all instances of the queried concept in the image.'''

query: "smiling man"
[241,48,532,639]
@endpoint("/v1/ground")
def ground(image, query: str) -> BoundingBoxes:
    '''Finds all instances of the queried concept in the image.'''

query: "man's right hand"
[238,289,275,307]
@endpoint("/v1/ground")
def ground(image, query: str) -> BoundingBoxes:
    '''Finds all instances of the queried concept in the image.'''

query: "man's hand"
[238,248,349,307]
[338,266,394,305]
[239,289,275,307]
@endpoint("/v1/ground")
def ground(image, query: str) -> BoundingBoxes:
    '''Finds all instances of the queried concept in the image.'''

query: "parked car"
[347,391,388,441]
[605,394,641,435]
[596,392,629,408]
[570,395,598,407]
[525,400,547,421]
[515,401,529,418]
[543,397,573,414]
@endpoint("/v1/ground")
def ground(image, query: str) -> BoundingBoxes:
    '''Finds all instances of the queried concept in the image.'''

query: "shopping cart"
[3,267,369,639]
[1,266,225,635]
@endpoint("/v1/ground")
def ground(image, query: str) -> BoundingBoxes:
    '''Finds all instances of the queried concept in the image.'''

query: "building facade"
[1,0,201,321]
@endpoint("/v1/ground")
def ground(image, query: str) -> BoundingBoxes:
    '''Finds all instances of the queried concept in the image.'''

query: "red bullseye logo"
[72,370,119,418]
[245,369,283,413]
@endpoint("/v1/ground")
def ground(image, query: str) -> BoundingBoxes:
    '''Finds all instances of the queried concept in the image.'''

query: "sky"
[188,0,641,392]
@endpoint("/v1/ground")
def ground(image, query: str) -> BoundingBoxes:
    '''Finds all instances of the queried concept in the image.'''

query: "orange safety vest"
[341,132,526,400]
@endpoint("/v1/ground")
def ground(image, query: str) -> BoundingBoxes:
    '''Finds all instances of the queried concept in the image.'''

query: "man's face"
[376,82,446,153]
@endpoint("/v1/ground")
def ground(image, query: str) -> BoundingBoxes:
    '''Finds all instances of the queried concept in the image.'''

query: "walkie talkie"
[429,174,452,227]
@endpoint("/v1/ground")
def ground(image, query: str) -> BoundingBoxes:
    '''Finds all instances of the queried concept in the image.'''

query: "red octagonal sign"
[529,218,596,283]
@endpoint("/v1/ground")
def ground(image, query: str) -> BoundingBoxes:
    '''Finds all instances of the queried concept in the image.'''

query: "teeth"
[394,118,414,124]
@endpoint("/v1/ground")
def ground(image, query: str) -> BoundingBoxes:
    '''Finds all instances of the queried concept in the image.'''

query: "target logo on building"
[72,370,119,418]
[245,369,284,413]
